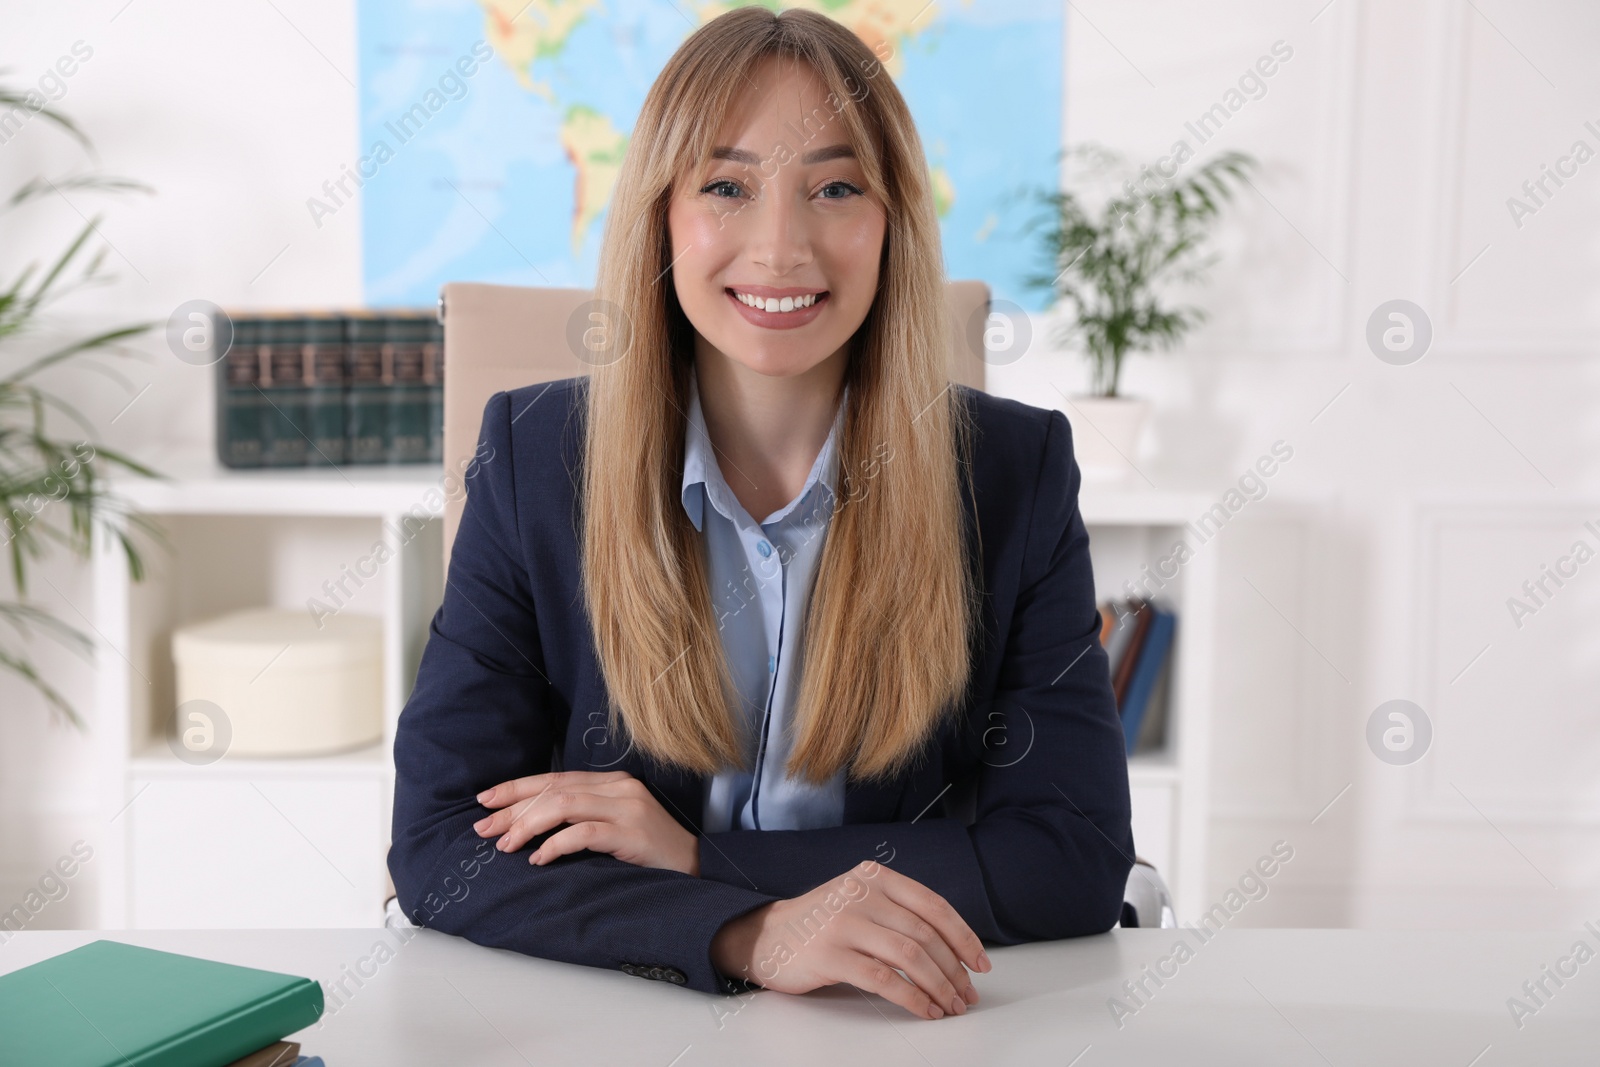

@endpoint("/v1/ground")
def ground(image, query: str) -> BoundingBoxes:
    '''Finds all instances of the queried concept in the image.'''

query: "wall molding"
[1410,498,1600,824]
[1421,0,1600,356]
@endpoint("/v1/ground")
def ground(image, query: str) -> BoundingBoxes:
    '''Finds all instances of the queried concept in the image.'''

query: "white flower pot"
[1059,396,1150,482]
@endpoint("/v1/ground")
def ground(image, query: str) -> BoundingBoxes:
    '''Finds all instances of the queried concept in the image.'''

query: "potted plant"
[1,76,163,728]
[1022,142,1258,480]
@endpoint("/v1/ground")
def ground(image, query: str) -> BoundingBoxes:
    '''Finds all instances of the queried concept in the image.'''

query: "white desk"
[3,928,1595,1064]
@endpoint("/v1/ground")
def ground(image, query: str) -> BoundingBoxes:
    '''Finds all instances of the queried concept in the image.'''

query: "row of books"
[1098,597,1177,755]
[215,311,442,469]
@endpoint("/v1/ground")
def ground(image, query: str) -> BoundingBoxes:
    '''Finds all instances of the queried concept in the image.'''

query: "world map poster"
[353,0,1063,311]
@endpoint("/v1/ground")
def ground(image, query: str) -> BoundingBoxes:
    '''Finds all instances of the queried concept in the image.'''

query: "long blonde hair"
[580,6,978,786]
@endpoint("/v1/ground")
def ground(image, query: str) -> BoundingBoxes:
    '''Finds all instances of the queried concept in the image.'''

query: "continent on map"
[480,0,601,101]
[561,106,630,256]
[689,0,952,79]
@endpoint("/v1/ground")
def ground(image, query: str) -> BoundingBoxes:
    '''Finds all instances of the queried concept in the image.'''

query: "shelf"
[1078,486,1217,526]
[93,444,1214,927]
[110,451,1211,523]
[1127,748,1181,786]
[128,739,390,779]
[106,447,448,516]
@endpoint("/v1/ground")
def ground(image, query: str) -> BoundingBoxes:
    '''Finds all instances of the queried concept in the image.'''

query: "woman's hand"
[710,860,992,1020]
[472,770,700,876]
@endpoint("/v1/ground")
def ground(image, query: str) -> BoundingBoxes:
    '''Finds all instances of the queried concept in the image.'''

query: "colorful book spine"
[426,314,444,463]
[305,313,346,466]
[387,313,432,464]
[217,318,266,469]
[344,312,391,465]
[1111,598,1152,706]
[260,315,310,468]
[1097,596,1179,755]
[1119,606,1175,754]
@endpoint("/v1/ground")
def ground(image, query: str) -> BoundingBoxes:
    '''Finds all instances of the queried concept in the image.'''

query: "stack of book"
[1098,597,1177,755]
[0,939,327,1065]
[216,310,443,469]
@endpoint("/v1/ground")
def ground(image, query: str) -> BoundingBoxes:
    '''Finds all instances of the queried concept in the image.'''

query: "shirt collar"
[680,363,848,533]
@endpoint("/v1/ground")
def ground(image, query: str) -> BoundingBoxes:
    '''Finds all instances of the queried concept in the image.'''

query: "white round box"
[171,607,383,757]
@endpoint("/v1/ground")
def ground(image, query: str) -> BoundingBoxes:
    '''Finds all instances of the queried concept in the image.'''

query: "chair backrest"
[438,279,991,567]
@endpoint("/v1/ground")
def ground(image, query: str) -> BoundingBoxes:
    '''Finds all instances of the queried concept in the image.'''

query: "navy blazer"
[388,375,1134,996]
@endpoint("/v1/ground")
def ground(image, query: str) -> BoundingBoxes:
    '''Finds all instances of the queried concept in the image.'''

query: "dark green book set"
[216,311,443,469]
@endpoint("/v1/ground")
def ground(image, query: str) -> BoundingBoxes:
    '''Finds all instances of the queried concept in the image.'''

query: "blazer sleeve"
[696,407,1135,943]
[388,390,781,996]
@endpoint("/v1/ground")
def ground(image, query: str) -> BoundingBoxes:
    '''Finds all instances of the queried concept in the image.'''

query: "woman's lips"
[725,288,829,331]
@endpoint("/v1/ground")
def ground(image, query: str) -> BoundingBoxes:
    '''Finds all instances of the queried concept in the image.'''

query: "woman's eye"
[700,178,861,201]
[702,179,744,199]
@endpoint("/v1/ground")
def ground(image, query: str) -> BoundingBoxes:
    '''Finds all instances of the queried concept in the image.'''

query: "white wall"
[3,0,1597,931]
[1019,0,1600,929]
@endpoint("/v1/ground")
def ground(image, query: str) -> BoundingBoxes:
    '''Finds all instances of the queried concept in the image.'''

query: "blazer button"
[647,966,666,981]
[666,970,686,984]
[620,963,641,976]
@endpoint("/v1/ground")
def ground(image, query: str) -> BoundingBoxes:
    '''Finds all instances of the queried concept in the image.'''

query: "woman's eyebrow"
[710,143,857,166]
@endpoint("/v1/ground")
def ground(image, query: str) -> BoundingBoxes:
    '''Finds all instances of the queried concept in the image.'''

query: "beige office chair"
[435,279,992,566]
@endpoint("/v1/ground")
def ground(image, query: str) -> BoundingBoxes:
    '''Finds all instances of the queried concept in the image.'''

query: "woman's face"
[667,56,887,381]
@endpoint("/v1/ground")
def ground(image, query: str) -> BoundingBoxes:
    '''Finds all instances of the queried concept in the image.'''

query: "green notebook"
[0,939,324,1067]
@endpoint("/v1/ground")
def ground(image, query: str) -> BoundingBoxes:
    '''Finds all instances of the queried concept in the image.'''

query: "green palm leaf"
[0,74,163,729]
[1021,143,1258,397]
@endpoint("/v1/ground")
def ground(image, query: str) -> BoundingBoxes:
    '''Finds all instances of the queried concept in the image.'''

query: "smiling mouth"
[725,288,829,314]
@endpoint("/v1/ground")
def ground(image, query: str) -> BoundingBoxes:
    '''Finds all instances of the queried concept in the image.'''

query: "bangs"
[662,40,889,205]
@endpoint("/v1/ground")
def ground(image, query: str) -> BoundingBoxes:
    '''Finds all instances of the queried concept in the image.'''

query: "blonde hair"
[580,6,978,786]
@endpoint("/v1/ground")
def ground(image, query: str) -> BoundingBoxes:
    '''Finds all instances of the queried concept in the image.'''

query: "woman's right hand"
[709,860,993,1019]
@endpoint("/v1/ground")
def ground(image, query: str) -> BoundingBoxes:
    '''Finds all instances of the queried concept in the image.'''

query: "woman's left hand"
[472,770,701,876]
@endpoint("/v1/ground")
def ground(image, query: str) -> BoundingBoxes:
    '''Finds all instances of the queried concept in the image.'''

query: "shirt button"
[756,540,772,558]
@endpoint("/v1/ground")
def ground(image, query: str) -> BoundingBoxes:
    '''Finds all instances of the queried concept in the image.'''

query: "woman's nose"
[746,189,812,275]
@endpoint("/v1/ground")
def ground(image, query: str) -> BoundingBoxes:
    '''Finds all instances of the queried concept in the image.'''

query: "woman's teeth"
[731,290,823,313]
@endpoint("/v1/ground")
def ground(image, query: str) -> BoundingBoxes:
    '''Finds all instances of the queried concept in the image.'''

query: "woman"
[388,6,1133,1022]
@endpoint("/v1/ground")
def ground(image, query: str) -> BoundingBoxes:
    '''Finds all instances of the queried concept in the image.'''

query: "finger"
[867,864,988,975]
[476,777,641,834]
[477,770,634,809]
[854,917,967,1017]
[473,780,643,838]
[495,792,623,852]
[841,949,945,1020]
[477,774,553,809]
[477,770,635,810]
[494,791,622,851]
[531,820,616,865]
[871,899,979,1009]
[476,791,559,837]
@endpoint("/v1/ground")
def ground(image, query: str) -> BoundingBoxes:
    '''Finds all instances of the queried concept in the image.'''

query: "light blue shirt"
[682,364,849,833]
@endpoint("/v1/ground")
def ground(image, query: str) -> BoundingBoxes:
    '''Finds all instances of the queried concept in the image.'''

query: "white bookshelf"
[1080,485,1219,922]
[91,453,446,929]
[88,458,1216,928]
